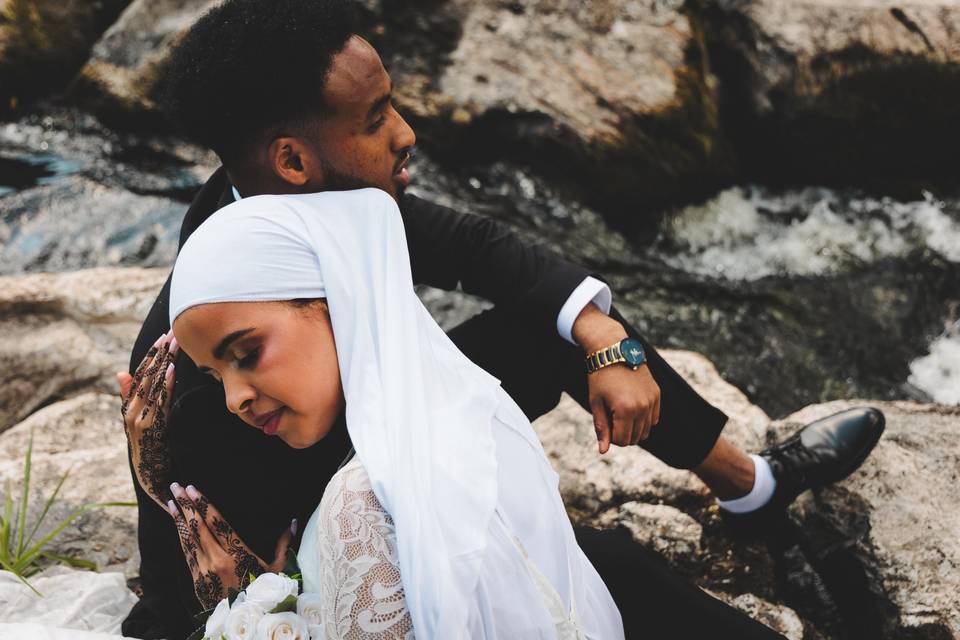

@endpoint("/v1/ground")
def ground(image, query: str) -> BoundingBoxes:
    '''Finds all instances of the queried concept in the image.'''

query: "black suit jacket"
[121,168,592,639]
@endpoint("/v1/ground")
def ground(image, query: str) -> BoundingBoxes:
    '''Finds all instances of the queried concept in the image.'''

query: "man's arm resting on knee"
[572,303,661,454]
[401,195,660,452]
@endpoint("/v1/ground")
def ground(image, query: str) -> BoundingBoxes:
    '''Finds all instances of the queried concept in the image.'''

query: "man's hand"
[118,333,178,507]
[166,483,295,609]
[572,303,661,454]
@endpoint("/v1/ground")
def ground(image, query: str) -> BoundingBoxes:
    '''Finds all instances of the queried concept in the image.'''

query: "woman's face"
[173,300,343,449]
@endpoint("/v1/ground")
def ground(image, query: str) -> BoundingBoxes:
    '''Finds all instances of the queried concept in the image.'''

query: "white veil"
[170,189,502,637]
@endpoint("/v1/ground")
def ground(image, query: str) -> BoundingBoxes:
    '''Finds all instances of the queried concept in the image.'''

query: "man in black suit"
[120,1,883,637]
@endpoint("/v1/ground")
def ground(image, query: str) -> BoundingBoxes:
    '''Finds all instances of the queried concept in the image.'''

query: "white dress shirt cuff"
[556,276,612,345]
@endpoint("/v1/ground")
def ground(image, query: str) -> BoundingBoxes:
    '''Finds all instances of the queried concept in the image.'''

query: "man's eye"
[367,116,386,133]
[237,348,260,368]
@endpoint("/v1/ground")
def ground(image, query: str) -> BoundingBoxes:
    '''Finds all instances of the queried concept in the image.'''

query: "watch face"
[620,338,646,367]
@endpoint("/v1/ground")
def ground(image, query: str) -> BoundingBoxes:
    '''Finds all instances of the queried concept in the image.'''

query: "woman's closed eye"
[236,347,260,369]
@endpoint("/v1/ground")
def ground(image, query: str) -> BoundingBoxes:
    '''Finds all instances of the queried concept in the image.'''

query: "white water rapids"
[660,187,960,404]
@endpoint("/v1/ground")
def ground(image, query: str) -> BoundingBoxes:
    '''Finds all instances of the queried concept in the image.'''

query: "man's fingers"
[269,519,297,573]
[611,411,632,451]
[592,401,612,455]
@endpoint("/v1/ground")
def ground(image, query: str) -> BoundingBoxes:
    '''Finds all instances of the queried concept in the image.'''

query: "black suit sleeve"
[400,194,594,335]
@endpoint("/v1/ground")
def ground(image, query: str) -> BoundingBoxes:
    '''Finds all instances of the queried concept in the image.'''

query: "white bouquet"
[193,570,315,640]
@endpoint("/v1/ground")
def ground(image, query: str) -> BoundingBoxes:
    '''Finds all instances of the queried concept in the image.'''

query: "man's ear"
[268,137,318,187]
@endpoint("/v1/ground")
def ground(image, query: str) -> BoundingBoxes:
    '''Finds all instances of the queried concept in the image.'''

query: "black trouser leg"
[575,527,788,640]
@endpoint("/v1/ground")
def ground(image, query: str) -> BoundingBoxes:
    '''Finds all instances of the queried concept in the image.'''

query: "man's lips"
[255,408,284,436]
[394,153,411,187]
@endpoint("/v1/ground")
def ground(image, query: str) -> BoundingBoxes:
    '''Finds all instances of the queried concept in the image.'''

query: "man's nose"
[224,374,256,416]
[392,109,416,152]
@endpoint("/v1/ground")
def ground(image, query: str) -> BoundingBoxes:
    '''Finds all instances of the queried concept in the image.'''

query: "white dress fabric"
[170,189,623,638]
[298,395,620,639]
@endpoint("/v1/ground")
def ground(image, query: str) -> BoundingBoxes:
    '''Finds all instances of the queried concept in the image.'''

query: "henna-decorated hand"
[117,332,178,508]
[166,483,296,609]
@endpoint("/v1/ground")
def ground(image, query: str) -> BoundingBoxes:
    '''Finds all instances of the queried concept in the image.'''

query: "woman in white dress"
[160,188,623,638]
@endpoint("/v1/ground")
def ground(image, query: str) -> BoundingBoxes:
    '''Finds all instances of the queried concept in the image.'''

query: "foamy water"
[661,186,960,404]
[909,321,960,404]
[661,187,960,280]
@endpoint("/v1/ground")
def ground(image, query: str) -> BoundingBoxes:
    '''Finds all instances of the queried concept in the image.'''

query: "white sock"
[717,454,777,514]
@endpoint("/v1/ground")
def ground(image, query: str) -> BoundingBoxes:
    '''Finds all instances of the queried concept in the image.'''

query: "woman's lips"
[260,408,284,436]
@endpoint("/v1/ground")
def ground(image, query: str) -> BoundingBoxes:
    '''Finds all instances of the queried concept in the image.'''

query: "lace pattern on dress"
[316,459,415,640]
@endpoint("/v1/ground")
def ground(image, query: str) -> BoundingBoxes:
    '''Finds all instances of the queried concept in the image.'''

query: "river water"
[2,109,957,415]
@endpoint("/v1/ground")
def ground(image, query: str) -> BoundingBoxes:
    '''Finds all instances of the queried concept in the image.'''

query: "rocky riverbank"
[3,0,960,216]
[0,266,956,638]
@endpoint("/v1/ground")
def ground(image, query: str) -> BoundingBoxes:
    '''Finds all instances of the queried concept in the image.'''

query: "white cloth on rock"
[0,567,137,639]
[170,189,623,638]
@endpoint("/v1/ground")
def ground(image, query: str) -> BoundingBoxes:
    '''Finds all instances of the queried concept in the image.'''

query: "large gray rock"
[380,0,730,216]
[0,392,138,576]
[692,0,960,188]
[0,267,166,433]
[71,0,220,118]
[773,400,960,638]
[0,0,131,112]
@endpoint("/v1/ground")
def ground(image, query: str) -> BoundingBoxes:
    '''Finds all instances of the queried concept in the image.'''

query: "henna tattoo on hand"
[211,516,266,585]
[126,343,176,504]
[175,511,199,570]
[194,570,224,609]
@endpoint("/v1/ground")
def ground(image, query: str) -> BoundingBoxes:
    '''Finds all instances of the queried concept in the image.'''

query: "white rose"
[295,592,323,627]
[245,573,300,612]
[307,624,324,640]
[254,611,310,640]
[224,601,265,640]
[204,597,231,640]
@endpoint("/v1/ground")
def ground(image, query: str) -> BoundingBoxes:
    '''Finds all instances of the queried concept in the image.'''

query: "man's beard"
[319,158,404,197]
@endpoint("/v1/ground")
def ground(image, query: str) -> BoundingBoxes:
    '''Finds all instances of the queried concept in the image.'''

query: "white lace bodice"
[308,457,414,639]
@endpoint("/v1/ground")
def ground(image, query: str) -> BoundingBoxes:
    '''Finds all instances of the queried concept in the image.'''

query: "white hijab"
[170,189,502,637]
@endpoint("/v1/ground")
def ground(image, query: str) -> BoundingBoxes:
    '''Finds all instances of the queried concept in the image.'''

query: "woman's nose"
[223,374,256,416]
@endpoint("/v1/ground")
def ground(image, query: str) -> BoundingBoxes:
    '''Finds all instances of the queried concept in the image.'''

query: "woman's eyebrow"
[212,327,255,360]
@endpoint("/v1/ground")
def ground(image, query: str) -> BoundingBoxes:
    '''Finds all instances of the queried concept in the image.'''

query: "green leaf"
[24,466,72,551]
[269,594,298,614]
[0,483,13,565]
[0,554,40,596]
[227,587,240,606]
[39,551,97,572]
[15,432,33,556]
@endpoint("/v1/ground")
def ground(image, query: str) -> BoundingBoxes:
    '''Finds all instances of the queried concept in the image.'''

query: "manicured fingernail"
[169,337,179,354]
[166,363,175,378]
[170,482,183,496]
[167,500,178,516]
[291,518,298,535]
[153,335,165,347]
[185,485,199,500]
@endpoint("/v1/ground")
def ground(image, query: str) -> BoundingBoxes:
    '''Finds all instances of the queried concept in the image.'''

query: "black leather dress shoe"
[723,407,885,534]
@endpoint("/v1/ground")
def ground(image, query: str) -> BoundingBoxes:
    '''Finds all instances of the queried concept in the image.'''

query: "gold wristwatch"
[585,338,647,374]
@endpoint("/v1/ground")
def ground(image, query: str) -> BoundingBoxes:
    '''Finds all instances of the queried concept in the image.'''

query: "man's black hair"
[162,0,360,166]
